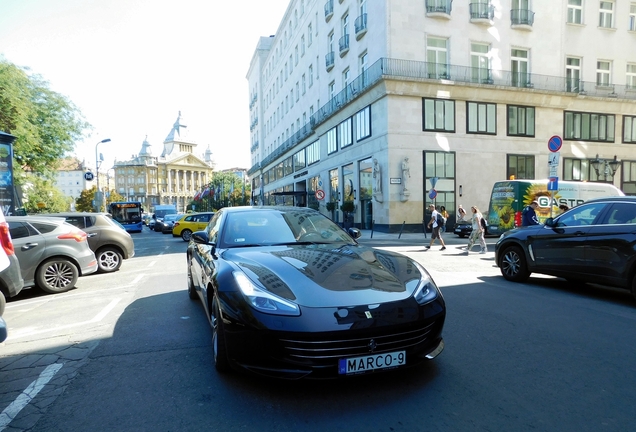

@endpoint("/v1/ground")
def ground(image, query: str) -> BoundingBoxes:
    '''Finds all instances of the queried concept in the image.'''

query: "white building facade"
[247,0,636,232]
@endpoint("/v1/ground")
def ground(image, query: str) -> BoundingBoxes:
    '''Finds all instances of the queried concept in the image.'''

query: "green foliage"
[22,176,72,213]
[0,58,90,182]
[106,190,125,206]
[75,186,97,212]
[340,201,355,213]
[326,201,337,212]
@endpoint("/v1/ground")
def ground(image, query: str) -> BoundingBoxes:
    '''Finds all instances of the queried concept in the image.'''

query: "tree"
[0,57,90,182]
[21,176,72,213]
[75,186,97,212]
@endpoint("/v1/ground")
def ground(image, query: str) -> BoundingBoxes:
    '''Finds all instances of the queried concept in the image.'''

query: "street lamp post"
[590,154,621,182]
[95,138,111,211]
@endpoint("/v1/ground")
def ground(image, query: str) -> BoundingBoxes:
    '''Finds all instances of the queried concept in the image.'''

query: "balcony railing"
[469,2,494,20]
[339,34,350,57]
[325,51,335,71]
[324,0,334,21]
[355,14,368,40]
[511,8,534,26]
[426,0,453,15]
[249,57,636,176]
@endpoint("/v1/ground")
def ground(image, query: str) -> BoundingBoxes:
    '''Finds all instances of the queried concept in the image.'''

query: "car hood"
[222,244,424,308]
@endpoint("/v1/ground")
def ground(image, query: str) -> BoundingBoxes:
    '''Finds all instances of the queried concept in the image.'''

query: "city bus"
[108,201,144,233]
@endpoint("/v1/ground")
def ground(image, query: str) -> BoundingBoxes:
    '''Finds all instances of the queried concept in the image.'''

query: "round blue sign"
[548,135,562,152]
[429,189,437,199]
[84,172,94,181]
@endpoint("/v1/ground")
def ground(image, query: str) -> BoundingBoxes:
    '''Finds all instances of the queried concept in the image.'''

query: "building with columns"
[112,112,215,213]
[246,0,636,232]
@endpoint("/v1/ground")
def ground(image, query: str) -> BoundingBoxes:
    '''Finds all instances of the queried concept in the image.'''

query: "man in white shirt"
[426,204,447,251]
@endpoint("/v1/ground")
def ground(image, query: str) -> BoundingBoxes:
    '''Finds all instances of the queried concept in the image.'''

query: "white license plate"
[338,351,406,375]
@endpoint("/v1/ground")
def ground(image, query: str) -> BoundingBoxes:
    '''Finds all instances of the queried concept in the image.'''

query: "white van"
[486,180,624,236]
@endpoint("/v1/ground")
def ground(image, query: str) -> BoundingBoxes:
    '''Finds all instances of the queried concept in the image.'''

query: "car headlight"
[411,261,440,305]
[233,271,300,316]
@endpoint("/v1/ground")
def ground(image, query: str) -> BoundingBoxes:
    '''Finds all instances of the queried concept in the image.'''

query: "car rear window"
[64,216,87,229]
[29,222,59,234]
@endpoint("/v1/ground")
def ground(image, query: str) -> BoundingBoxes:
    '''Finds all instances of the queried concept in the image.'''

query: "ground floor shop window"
[423,151,456,226]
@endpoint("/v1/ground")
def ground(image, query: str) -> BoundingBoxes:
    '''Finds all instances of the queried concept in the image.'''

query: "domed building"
[111,112,215,213]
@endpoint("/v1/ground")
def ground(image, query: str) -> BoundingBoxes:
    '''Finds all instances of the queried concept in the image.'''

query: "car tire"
[181,229,193,242]
[211,295,231,373]
[499,245,530,282]
[96,247,123,273]
[187,261,197,300]
[36,258,79,294]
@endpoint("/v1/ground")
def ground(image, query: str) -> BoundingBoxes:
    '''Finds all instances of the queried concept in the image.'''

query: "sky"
[0,0,289,171]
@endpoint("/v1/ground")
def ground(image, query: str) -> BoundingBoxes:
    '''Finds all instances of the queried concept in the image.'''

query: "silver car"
[7,216,98,294]
[47,212,135,273]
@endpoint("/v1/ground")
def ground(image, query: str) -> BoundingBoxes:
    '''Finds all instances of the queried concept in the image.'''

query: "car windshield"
[221,209,355,248]
[164,214,179,222]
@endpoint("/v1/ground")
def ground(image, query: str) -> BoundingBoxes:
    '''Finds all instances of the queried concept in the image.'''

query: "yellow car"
[172,212,215,241]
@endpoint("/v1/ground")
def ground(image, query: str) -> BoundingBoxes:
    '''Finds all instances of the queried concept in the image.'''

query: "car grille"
[279,321,438,366]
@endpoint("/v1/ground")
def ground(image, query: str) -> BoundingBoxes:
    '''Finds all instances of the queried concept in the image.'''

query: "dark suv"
[495,196,636,300]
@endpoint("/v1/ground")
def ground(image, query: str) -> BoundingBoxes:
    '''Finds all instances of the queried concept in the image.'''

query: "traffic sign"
[315,189,325,200]
[84,172,94,181]
[429,189,437,199]
[548,135,562,152]
[548,177,559,191]
[549,152,560,177]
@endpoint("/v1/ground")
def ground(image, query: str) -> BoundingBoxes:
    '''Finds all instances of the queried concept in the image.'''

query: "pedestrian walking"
[426,204,447,251]
[466,206,487,254]
[457,205,467,222]
[522,200,540,226]
[440,206,449,232]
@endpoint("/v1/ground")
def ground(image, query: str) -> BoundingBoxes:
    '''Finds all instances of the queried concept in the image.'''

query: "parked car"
[154,213,178,232]
[0,208,23,342]
[187,206,446,379]
[454,218,488,238]
[0,208,24,299]
[495,196,636,300]
[47,212,135,273]
[7,215,98,294]
[172,212,214,241]
[160,213,181,234]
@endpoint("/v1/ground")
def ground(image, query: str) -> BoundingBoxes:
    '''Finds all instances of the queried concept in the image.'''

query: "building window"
[302,74,306,94]
[308,23,313,45]
[627,63,636,89]
[567,0,583,24]
[470,43,491,83]
[596,60,611,86]
[507,105,535,137]
[630,3,636,31]
[511,48,530,87]
[424,151,456,214]
[355,105,372,141]
[423,98,455,132]
[328,81,336,99]
[301,36,305,56]
[339,118,353,148]
[564,111,615,142]
[327,127,338,154]
[426,37,449,78]
[284,157,293,176]
[622,160,636,195]
[507,155,535,180]
[309,65,314,87]
[563,158,592,181]
[295,46,299,64]
[329,168,339,203]
[467,102,496,134]
[306,140,320,165]
[599,1,614,28]
[624,116,636,143]
[566,57,582,92]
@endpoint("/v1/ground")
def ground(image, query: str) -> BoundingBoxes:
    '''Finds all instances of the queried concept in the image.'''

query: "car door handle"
[87,233,97,237]
[21,243,38,250]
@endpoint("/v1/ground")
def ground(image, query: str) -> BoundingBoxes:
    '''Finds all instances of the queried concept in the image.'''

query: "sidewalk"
[356,229,497,248]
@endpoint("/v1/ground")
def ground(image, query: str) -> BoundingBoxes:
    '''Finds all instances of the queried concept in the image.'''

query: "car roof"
[583,196,636,204]
[7,215,68,224]
[46,212,110,216]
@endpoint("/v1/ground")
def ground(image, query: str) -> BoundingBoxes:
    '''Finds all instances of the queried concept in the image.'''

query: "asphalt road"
[2,227,636,431]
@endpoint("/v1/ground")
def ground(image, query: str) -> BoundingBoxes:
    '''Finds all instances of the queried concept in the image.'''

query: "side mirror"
[544,217,555,227]
[348,227,362,239]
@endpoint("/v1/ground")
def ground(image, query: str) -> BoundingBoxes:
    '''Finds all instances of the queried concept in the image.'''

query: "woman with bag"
[466,206,487,254]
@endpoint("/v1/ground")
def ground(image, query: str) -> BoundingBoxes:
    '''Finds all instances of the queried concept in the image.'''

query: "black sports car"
[186,206,446,379]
